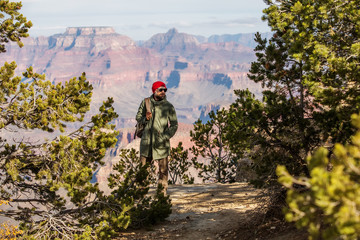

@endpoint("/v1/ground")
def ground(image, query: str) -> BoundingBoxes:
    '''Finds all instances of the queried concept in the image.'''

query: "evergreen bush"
[277,114,360,239]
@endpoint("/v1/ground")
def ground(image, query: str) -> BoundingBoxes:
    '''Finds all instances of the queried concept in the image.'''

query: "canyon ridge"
[0,27,270,184]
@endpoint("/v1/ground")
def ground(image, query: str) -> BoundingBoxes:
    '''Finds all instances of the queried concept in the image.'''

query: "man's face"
[154,87,167,100]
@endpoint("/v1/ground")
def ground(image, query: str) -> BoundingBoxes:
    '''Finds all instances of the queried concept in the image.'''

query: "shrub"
[277,114,360,239]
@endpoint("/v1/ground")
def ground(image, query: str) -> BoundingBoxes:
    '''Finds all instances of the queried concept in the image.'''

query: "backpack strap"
[145,97,151,113]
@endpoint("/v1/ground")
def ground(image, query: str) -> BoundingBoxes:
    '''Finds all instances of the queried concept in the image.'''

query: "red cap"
[152,81,166,93]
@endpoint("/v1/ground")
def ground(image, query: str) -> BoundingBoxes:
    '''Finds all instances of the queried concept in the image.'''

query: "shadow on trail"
[118,182,265,240]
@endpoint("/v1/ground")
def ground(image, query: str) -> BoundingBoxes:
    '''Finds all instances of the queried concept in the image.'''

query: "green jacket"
[136,95,178,160]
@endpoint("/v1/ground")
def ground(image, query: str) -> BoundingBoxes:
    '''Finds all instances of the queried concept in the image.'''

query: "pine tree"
[0,1,32,53]
[168,142,194,185]
[227,30,322,186]
[277,113,360,239]
[227,0,359,186]
[264,0,360,237]
[190,109,237,183]
[0,1,171,239]
[0,200,23,239]
[105,148,171,232]
[261,0,360,146]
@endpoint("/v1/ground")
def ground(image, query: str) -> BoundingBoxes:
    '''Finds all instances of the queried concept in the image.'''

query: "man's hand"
[146,112,152,120]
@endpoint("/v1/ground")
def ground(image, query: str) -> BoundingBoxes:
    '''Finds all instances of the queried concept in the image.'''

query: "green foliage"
[0,64,93,132]
[247,30,324,186]
[262,0,360,145]
[226,86,320,186]
[108,148,172,230]
[0,0,32,52]
[219,0,360,238]
[277,113,360,240]
[0,1,171,239]
[227,0,359,187]
[191,109,237,183]
[168,142,194,185]
[3,93,120,239]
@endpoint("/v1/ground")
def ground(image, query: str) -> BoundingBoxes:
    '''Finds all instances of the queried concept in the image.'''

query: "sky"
[20,0,270,41]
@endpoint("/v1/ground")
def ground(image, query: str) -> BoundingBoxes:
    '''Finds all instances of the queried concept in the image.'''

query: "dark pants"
[140,156,168,195]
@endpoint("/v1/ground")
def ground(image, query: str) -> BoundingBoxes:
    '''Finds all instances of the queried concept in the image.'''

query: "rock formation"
[0,27,265,183]
[0,27,261,125]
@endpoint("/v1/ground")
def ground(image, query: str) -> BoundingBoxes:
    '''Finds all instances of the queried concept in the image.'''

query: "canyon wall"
[0,27,266,183]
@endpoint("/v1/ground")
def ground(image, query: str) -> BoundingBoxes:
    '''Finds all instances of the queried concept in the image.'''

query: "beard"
[154,93,165,100]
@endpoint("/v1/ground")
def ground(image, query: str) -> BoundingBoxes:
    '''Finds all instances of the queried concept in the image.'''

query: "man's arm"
[165,105,178,139]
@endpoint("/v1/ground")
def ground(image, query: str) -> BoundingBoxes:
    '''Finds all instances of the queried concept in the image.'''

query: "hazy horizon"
[21,0,270,41]
[24,26,271,43]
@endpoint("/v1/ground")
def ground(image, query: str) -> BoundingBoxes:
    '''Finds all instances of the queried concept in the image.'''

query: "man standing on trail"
[136,81,178,195]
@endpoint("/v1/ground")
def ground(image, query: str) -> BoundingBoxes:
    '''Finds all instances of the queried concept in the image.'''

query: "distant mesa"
[45,26,135,52]
[65,27,116,36]
[143,28,199,52]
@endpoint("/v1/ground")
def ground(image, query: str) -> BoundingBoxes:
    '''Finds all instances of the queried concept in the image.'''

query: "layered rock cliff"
[0,27,261,126]
[0,27,265,183]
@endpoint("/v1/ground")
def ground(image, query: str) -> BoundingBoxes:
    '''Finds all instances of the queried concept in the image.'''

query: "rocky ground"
[117,183,308,240]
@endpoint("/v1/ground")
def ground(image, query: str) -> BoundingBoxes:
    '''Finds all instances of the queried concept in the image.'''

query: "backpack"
[135,97,151,138]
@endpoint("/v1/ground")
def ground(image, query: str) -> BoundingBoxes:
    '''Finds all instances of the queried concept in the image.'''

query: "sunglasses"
[157,88,167,92]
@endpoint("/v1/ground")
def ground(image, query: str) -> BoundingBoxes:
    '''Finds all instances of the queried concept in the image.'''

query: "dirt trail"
[117,182,282,240]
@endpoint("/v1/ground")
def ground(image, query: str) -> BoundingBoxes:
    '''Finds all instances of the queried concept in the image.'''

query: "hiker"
[135,81,178,195]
